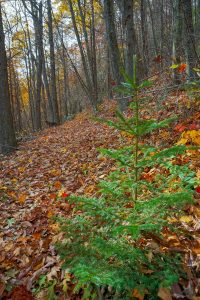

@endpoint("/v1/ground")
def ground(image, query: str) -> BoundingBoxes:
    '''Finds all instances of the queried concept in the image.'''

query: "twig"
[26,261,55,290]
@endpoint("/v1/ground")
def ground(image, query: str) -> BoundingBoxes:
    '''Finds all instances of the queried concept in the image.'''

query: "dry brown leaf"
[158,287,172,300]
[0,281,5,297]
[132,288,145,300]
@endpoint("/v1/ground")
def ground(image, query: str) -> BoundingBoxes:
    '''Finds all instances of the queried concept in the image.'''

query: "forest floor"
[0,83,200,300]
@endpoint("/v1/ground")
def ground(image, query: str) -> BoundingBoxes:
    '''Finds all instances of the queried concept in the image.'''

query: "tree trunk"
[90,0,98,105]
[181,0,198,81]
[68,0,97,111]
[172,0,183,84]
[31,1,43,130]
[141,0,148,76]
[0,3,16,154]
[116,0,137,78]
[47,0,60,124]
[103,0,122,85]
[147,0,158,56]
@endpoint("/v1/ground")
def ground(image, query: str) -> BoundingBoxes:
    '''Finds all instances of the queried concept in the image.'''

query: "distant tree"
[0,3,17,154]
[116,0,138,78]
[172,0,183,83]
[103,0,122,86]
[67,0,98,111]
[181,0,198,81]
[22,0,44,130]
[47,0,60,125]
[140,0,148,76]
[173,0,198,82]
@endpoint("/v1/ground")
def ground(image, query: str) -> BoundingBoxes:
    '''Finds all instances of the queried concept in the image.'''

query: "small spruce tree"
[56,57,199,299]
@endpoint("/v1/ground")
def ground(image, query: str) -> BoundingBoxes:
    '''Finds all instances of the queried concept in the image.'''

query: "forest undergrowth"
[0,78,200,300]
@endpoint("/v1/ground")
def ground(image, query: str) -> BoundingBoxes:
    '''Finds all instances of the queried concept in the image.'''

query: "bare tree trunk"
[172,0,183,84]
[34,1,43,130]
[116,0,138,78]
[22,0,43,130]
[0,3,16,154]
[103,0,122,85]
[67,0,97,111]
[90,0,98,105]
[181,0,198,81]
[47,0,60,124]
[147,0,158,56]
[141,0,148,76]
[61,46,70,118]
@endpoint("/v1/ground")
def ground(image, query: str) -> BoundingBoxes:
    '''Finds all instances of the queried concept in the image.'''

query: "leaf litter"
[0,92,200,299]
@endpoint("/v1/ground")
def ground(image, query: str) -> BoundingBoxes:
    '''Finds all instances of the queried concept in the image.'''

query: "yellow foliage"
[177,130,200,146]
[179,215,193,223]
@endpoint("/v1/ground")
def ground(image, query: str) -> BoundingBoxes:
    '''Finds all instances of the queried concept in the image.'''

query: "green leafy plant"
[56,56,198,299]
[32,275,57,300]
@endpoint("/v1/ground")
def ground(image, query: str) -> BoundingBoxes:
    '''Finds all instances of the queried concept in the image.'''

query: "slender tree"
[172,0,183,83]
[47,0,60,124]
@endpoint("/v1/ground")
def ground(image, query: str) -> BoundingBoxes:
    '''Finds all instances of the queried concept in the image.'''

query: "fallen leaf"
[18,193,27,204]
[47,210,54,218]
[54,181,62,189]
[61,192,69,198]
[178,63,186,73]
[132,288,146,300]
[192,248,200,254]
[0,281,5,297]
[196,187,200,194]
[179,216,193,223]
[174,124,187,132]
[50,193,57,200]
[158,287,172,300]
[32,232,41,240]
[47,266,60,281]
[189,124,198,130]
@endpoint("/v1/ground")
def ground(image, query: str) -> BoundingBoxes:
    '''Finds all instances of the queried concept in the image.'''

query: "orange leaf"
[189,123,198,130]
[50,193,57,200]
[132,288,145,300]
[32,232,41,240]
[17,236,28,243]
[47,210,54,218]
[178,63,186,73]
[193,248,200,254]
[174,124,186,132]
[8,191,17,199]
[54,181,62,189]
[18,194,26,204]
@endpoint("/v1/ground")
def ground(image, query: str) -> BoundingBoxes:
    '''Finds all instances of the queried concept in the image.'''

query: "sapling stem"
[134,90,139,202]
[133,55,139,202]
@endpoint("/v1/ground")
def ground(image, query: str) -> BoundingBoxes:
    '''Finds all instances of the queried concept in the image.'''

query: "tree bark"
[116,0,138,78]
[47,0,60,124]
[141,0,148,76]
[181,0,198,81]
[172,0,183,83]
[0,3,16,154]
[103,0,122,85]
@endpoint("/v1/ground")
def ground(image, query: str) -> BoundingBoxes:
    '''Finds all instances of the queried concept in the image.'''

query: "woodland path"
[0,101,124,299]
